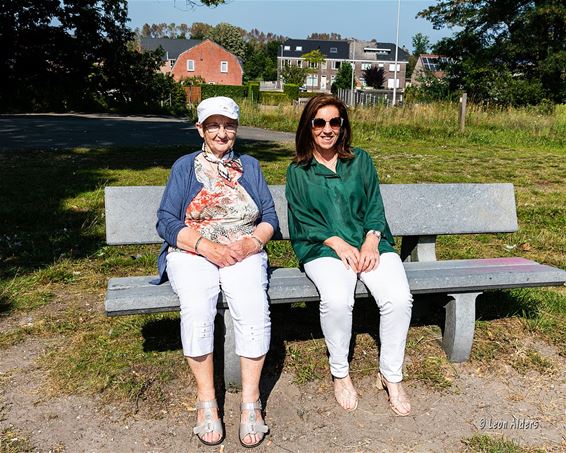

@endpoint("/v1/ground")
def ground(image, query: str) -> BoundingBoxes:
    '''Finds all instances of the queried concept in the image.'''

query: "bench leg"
[400,235,437,262]
[443,292,481,362]
[218,308,242,390]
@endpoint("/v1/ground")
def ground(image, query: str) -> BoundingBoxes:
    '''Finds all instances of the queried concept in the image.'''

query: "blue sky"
[127,1,454,51]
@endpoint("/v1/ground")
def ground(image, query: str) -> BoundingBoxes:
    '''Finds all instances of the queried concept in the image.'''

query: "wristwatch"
[366,230,382,240]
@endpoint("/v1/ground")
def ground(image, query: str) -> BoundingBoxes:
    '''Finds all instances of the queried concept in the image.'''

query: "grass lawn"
[0,102,564,418]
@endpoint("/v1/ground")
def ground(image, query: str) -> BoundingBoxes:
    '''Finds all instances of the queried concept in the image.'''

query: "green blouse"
[286,147,396,265]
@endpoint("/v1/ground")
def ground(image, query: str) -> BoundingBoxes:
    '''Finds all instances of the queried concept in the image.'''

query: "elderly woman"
[156,96,278,447]
[286,94,413,416]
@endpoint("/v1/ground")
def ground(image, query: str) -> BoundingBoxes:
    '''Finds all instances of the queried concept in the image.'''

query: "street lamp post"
[350,40,356,106]
[277,44,283,90]
[392,0,401,106]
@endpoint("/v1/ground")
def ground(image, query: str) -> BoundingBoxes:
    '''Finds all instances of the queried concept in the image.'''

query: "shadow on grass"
[134,287,545,409]
[0,295,11,314]
[0,141,291,312]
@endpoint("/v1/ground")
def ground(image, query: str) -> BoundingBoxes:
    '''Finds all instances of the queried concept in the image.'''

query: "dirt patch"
[1,337,564,452]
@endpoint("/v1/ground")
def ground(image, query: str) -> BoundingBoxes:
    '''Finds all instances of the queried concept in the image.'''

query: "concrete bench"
[104,184,566,387]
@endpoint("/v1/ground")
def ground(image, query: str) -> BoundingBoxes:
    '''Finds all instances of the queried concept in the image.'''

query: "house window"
[221,61,228,73]
[332,61,341,70]
[389,63,400,72]
[331,75,336,83]
[378,63,384,68]
[297,60,303,68]
[295,46,302,51]
[387,78,400,88]
[330,47,338,53]
[306,74,318,87]
[321,61,327,69]
[361,63,372,70]
[187,60,195,71]
[309,61,318,68]
[284,45,290,51]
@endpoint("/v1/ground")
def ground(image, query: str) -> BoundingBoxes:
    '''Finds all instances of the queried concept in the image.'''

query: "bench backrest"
[105,183,518,245]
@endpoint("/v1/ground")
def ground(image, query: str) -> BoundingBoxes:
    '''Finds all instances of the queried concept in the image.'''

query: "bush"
[298,91,320,98]
[260,91,292,105]
[283,84,300,100]
[200,84,246,100]
[247,82,260,102]
[404,75,457,104]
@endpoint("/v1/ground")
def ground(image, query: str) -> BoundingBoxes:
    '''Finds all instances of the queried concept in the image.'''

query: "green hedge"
[298,91,320,98]
[247,82,260,103]
[283,84,300,100]
[260,91,292,106]
[200,84,246,100]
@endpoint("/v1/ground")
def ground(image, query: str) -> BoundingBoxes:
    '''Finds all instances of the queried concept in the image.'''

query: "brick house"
[140,38,243,85]
[350,40,410,90]
[278,38,410,92]
[279,39,350,91]
[410,54,449,86]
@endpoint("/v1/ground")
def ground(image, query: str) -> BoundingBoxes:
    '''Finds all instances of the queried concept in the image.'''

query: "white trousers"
[166,251,271,358]
[304,252,413,382]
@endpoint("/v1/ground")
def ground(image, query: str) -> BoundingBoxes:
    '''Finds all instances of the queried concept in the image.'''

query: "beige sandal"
[239,399,269,448]
[334,384,359,412]
[193,400,224,446]
[377,373,411,416]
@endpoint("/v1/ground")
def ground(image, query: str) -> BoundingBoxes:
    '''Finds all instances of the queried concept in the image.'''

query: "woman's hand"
[227,237,261,262]
[324,236,361,272]
[198,240,240,268]
[359,235,380,273]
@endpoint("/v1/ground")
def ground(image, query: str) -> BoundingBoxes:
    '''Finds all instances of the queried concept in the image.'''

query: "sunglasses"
[311,117,344,130]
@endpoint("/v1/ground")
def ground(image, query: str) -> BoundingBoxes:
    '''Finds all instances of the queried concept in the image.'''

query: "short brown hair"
[294,94,353,165]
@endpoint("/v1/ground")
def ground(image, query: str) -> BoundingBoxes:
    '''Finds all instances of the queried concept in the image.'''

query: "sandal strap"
[196,399,219,410]
[240,420,269,435]
[193,399,223,437]
[194,418,223,435]
[240,399,262,411]
[240,399,269,439]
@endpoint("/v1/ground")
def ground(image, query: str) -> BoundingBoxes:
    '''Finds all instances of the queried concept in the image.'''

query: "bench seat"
[106,258,565,316]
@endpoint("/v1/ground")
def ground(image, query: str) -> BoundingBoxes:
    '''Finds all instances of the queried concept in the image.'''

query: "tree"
[332,63,353,93]
[307,32,343,40]
[281,65,308,85]
[0,0,182,113]
[418,0,566,104]
[190,22,212,39]
[412,33,430,56]
[183,0,225,6]
[406,33,431,80]
[206,23,246,59]
[363,66,385,89]
[302,49,326,91]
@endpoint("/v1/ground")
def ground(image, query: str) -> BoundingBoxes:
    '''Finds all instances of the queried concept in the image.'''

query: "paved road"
[0,113,294,150]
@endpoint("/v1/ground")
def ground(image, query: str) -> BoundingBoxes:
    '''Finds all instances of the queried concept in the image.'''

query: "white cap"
[197,96,240,123]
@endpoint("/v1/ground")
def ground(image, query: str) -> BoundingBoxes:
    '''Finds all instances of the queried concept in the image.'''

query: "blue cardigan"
[155,150,280,284]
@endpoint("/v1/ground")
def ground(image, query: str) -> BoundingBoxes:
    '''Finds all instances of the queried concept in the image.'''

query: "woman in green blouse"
[286,94,413,416]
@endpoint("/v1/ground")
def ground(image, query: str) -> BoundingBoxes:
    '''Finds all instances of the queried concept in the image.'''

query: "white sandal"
[239,399,269,448]
[193,399,224,446]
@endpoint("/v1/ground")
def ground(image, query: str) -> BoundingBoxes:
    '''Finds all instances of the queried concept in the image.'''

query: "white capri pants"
[166,250,271,358]
[304,252,413,382]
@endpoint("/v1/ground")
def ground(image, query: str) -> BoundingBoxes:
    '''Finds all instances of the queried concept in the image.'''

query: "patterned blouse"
[170,150,259,254]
